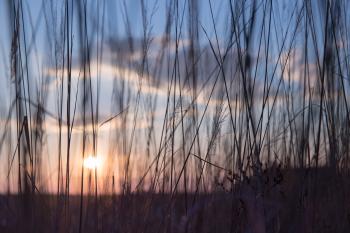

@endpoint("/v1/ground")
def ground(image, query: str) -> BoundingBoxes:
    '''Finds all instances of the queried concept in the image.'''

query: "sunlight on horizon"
[83,155,102,170]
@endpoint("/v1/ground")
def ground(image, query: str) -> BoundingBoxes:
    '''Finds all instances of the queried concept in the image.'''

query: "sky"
[0,0,242,194]
[0,0,348,194]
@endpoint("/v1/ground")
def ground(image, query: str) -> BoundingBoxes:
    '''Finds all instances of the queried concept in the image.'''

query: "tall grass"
[0,0,350,232]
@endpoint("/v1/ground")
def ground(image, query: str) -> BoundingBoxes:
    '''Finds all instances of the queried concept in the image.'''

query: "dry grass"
[0,0,350,232]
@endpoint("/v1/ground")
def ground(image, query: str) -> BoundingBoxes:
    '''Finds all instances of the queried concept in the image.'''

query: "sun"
[83,155,101,170]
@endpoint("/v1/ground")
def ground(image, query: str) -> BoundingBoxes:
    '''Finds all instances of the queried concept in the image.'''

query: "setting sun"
[83,156,101,170]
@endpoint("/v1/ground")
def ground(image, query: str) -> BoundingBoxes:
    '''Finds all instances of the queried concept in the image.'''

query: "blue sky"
[0,0,347,194]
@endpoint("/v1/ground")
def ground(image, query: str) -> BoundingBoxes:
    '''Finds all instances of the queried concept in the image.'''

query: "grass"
[0,0,350,232]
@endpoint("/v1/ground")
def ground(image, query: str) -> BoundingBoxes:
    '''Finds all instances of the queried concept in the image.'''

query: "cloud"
[42,34,304,128]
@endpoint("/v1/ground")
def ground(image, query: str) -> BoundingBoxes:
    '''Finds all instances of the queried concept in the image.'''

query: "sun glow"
[83,155,101,170]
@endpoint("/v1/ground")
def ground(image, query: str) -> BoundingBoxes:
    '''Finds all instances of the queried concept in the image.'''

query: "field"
[1,0,350,232]
[1,168,349,233]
